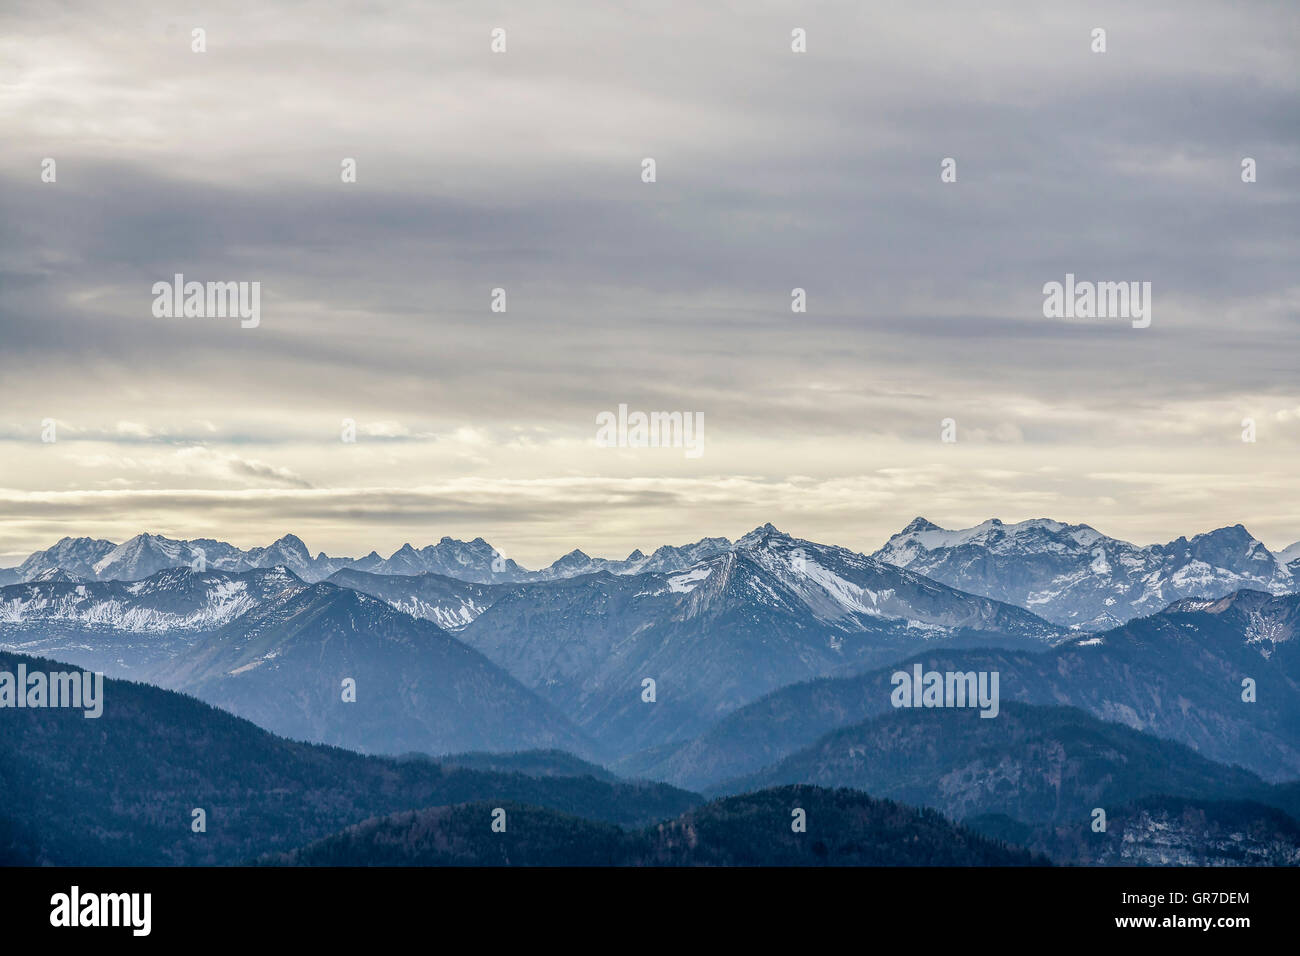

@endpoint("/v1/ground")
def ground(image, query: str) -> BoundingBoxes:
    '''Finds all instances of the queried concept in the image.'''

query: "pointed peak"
[736,523,794,549]
[269,533,310,557]
[900,517,942,535]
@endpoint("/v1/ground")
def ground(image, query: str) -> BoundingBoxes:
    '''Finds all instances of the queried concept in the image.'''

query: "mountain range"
[622,589,1300,789]
[0,569,587,757]
[445,525,1067,754]
[0,529,727,586]
[721,701,1300,863]
[4,516,1299,867]
[5,520,1298,766]
[6,645,1295,866]
[0,651,695,866]
[8,520,1297,627]
[874,517,1298,630]
[0,526,1068,758]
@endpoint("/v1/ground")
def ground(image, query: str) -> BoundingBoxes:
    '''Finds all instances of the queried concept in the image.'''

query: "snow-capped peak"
[874,517,1293,630]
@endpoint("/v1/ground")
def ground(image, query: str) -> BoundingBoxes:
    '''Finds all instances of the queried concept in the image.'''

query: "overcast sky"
[1,0,1298,567]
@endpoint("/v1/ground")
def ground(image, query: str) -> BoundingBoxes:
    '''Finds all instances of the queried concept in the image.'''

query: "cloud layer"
[2,0,1298,564]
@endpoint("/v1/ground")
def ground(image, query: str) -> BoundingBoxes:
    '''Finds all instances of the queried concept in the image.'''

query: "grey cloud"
[1,0,1297,558]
